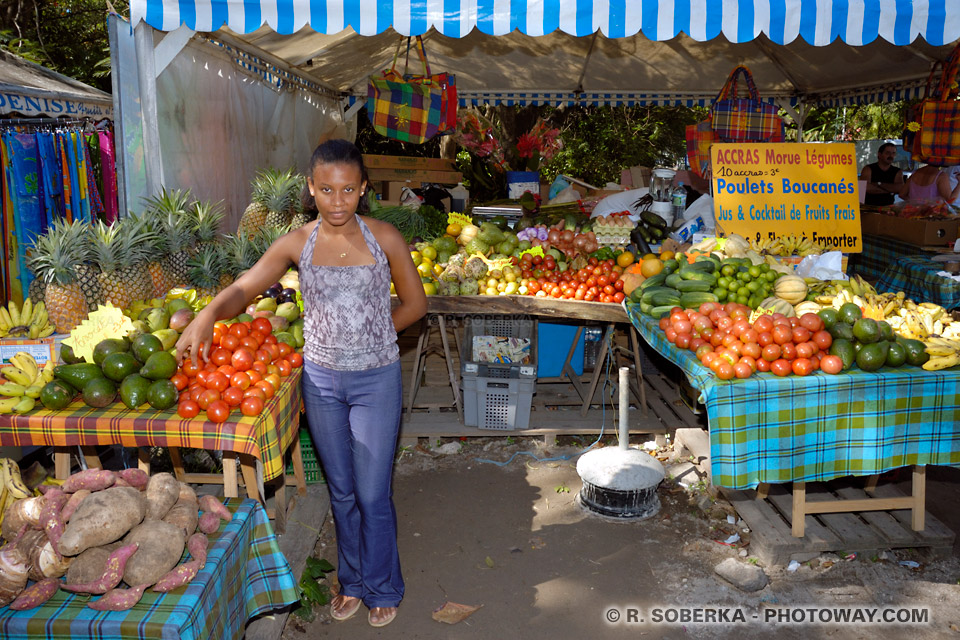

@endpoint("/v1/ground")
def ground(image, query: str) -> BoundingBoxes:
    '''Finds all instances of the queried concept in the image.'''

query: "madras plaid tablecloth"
[627,303,960,490]
[847,234,935,283]
[875,254,960,310]
[0,369,302,481]
[0,499,297,640]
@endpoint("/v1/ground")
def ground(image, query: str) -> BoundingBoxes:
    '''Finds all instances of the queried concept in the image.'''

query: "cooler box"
[537,322,585,377]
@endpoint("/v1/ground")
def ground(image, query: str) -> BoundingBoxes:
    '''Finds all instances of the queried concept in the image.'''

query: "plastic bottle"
[671,182,688,221]
[449,183,469,213]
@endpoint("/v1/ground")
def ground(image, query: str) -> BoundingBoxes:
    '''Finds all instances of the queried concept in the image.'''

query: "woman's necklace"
[322,223,352,258]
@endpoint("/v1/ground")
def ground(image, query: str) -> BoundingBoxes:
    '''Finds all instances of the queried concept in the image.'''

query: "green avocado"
[82,377,117,408]
[39,379,76,411]
[54,363,105,392]
[119,374,152,410]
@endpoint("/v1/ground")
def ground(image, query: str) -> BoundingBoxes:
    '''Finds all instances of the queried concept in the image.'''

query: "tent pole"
[134,21,164,195]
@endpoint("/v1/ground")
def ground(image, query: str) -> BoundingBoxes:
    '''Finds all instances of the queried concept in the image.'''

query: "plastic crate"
[460,314,537,380]
[537,322,585,377]
[287,429,325,484]
[462,371,535,430]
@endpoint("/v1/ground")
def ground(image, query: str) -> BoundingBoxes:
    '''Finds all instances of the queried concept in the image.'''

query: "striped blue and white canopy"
[133,0,958,46]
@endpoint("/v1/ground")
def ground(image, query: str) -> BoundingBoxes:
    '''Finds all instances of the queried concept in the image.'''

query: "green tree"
[795,103,906,142]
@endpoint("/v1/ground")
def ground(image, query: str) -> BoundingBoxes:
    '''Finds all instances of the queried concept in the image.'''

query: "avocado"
[119,374,152,410]
[885,342,907,368]
[146,379,179,411]
[54,363,105,391]
[830,321,854,342]
[82,377,117,408]
[139,351,178,380]
[59,343,85,364]
[856,342,888,372]
[92,338,129,366]
[39,379,76,411]
[852,318,880,344]
[817,308,839,331]
[131,333,165,365]
[102,352,141,382]
[898,337,930,367]
[829,338,857,371]
[838,302,862,325]
[878,320,896,342]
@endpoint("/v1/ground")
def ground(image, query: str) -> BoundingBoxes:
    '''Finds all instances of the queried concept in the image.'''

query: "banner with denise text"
[710,143,862,253]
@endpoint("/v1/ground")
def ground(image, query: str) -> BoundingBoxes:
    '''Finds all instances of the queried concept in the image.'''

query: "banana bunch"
[0,457,35,527]
[921,337,960,370]
[0,352,54,414]
[0,299,55,338]
[895,305,947,342]
[749,234,822,257]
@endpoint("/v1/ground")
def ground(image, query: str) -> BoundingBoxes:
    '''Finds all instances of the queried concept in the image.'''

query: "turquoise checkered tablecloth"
[0,499,297,640]
[875,255,960,310]
[626,302,960,490]
[848,234,935,282]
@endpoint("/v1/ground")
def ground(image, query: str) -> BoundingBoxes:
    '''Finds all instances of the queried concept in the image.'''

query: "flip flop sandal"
[330,596,362,621]
[368,607,397,628]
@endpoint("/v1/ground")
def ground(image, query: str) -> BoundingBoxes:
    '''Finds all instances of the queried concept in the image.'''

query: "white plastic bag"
[795,251,847,281]
[683,194,715,231]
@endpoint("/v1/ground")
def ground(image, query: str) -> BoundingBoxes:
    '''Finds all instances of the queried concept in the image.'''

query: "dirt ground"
[279,436,960,640]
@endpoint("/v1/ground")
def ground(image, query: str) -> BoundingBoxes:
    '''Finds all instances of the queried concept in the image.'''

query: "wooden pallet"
[722,478,956,566]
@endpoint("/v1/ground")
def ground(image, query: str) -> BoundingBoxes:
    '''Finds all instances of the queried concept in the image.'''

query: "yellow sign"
[518,246,544,259]
[448,212,473,227]
[63,303,134,364]
[711,143,862,253]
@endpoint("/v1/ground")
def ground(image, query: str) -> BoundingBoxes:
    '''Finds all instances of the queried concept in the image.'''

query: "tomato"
[772,325,793,345]
[243,386,266,402]
[716,361,735,380]
[288,352,303,368]
[252,361,268,375]
[690,338,706,351]
[665,327,678,343]
[278,343,293,357]
[673,319,693,335]
[761,344,781,362]
[255,380,276,399]
[217,364,237,378]
[241,395,264,417]
[204,361,218,372]
[819,355,844,374]
[222,385,244,407]
[228,323,250,339]
[791,358,813,376]
[221,334,241,351]
[742,342,762,360]
[780,342,797,361]
[181,360,201,378]
[265,373,282,392]
[237,336,257,352]
[206,400,231,423]
[796,342,816,359]
[251,317,273,334]
[675,333,692,350]
[739,355,758,372]
[770,358,792,377]
[210,348,231,367]
[753,315,774,334]
[189,387,205,404]
[755,357,771,372]
[276,358,293,377]
[799,313,824,333]
[255,349,272,365]
[246,370,263,385]
[205,371,229,392]
[734,361,753,379]
[212,325,224,346]
[198,388,221,410]
[178,400,200,419]
[613,279,625,291]
[230,371,251,390]
[266,364,281,377]
[740,328,759,344]
[695,344,713,360]
[232,348,255,372]
[170,373,189,391]
[813,330,833,350]
[717,316,734,331]
[757,331,774,347]
[791,327,811,344]
[263,334,278,346]
[196,370,211,387]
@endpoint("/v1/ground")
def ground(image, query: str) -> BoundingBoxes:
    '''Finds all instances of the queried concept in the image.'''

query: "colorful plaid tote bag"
[685,121,718,178]
[390,37,457,135]
[711,66,784,143]
[367,39,444,144]
[917,46,960,165]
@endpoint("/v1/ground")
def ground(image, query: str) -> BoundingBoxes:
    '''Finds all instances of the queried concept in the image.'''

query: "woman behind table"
[175,139,426,628]
[899,164,960,204]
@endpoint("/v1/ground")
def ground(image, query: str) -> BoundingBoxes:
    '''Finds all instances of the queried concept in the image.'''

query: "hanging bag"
[915,45,960,165]
[711,66,784,143]
[386,37,457,135]
[903,59,945,156]
[367,37,448,144]
[685,121,718,178]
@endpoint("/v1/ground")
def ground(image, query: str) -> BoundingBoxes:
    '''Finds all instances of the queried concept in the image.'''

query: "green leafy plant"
[292,557,335,621]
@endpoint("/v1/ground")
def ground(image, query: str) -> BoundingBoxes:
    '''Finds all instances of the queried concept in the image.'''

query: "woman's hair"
[309,139,370,213]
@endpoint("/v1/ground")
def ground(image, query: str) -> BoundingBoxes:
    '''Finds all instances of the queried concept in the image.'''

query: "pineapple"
[25,219,91,332]
[74,263,104,312]
[289,174,312,229]
[264,169,300,228]
[143,188,196,287]
[89,220,154,310]
[191,199,226,253]
[221,233,261,279]
[128,211,171,298]
[186,243,227,298]
[253,224,291,257]
[26,276,46,305]
[238,170,274,237]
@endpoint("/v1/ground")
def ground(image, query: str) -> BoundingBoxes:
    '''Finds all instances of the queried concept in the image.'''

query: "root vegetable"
[177,483,197,504]
[144,473,180,520]
[161,499,199,540]
[65,546,114,585]
[198,512,220,535]
[0,536,29,606]
[60,490,90,523]
[39,491,69,556]
[21,529,72,581]
[186,533,208,564]
[61,469,116,493]
[9,577,59,610]
[87,583,150,611]
[58,487,146,556]
[152,558,202,592]
[1,495,44,542]
[198,495,231,522]
[115,469,149,491]
[60,542,139,595]
[122,521,185,587]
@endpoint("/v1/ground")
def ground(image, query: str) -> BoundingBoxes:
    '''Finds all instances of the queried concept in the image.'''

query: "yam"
[58,487,146,556]
[122,520,185,587]
[198,495,232,522]
[115,468,149,491]
[21,529,72,581]
[152,558,201,593]
[60,542,139,595]
[60,490,91,524]
[9,577,59,610]
[198,512,221,535]
[61,469,116,493]
[144,473,180,520]
[39,492,69,556]
[1,495,44,542]
[87,583,150,611]
[161,499,199,540]
[65,545,115,585]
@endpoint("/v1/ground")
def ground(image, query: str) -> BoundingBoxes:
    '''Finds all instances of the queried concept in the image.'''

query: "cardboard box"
[366,167,463,184]
[860,211,883,236]
[378,180,420,201]
[863,212,958,247]
[0,334,69,365]
[363,155,456,171]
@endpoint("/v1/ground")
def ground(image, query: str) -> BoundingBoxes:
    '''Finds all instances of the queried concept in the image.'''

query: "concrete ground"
[278,437,960,640]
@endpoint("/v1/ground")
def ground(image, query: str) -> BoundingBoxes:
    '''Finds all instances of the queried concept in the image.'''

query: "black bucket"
[579,479,661,519]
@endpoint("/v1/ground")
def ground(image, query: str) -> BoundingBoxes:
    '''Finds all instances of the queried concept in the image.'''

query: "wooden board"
[424,296,629,323]
[721,481,955,566]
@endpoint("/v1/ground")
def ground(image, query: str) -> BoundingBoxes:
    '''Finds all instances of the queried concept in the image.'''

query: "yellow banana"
[20,298,32,328]
[922,353,960,371]
[1,367,33,387]
[12,353,38,385]
[0,484,7,526]
[11,396,34,414]
[923,343,957,357]
[23,385,42,399]
[38,325,55,338]
[40,360,55,384]
[1,458,32,499]
[0,307,9,331]
[0,397,17,414]
[0,382,27,397]
[31,307,47,329]
[7,300,20,327]
[28,324,39,339]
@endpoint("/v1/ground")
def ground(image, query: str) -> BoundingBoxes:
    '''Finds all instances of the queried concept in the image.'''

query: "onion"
[574,235,587,249]
[585,241,599,253]
[538,227,548,240]
[586,231,597,242]
[561,229,575,244]
[547,229,561,244]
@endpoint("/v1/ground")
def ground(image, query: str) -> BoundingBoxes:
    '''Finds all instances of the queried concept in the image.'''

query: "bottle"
[671,182,688,221]
[449,183,469,213]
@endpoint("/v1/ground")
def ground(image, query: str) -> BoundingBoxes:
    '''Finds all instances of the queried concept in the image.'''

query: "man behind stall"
[860,143,904,206]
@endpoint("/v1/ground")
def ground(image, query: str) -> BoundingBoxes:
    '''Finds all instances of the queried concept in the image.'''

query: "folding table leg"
[54,448,71,479]
[222,451,239,498]
[911,466,926,531]
[580,324,615,416]
[405,317,430,420]
[628,326,648,416]
[137,447,151,474]
[792,481,806,537]
[168,447,187,482]
[436,315,462,423]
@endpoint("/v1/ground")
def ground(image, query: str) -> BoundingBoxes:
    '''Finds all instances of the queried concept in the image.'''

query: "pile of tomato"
[173,317,304,423]
[520,255,627,303]
[659,301,843,380]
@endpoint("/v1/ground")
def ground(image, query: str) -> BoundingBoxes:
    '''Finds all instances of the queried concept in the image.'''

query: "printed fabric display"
[711,65,784,143]
[912,44,960,165]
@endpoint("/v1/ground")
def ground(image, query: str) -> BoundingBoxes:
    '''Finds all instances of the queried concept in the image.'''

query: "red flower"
[516,133,539,159]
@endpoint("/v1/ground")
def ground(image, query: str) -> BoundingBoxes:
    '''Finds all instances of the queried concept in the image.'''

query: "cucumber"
[640,286,681,305]
[648,305,678,319]
[640,209,667,229]
[678,268,718,286]
[639,273,668,290]
[674,280,713,293]
[665,273,685,289]
[680,292,720,308]
[647,291,682,307]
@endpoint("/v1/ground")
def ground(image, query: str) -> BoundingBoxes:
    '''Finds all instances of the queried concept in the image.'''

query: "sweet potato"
[144,473,179,520]
[151,558,202,593]
[9,577,59,610]
[62,469,116,493]
[198,495,232,521]
[113,477,131,487]
[161,499,199,540]
[87,583,150,611]
[198,512,221,535]
[60,542,139,595]
[21,529,72,581]
[186,533,208,564]
[60,490,91,524]
[122,521,185,587]
[58,487,146,556]
[1,495,44,542]
[39,492,70,556]
[116,468,149,491]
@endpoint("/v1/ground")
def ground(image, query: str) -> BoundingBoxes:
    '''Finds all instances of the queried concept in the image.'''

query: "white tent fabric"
[128,1,960,108]
[0,49,113,119]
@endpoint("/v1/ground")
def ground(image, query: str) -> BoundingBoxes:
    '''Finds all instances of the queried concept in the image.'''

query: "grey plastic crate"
[460,314,537,380]
[462,372,535,430]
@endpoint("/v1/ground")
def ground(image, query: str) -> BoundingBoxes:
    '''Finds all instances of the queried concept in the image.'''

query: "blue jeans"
[301,359,404,608]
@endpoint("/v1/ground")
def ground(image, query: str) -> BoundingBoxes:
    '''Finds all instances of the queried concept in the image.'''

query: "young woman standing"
[176,139,426,627]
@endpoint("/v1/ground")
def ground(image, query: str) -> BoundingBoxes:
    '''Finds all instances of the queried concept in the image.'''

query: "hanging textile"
[84,142,104,219]
[0,135,20,303]
[73,132,92,222]
[3,131,44,295]
[37,131,63,226]
[98,128,119,223]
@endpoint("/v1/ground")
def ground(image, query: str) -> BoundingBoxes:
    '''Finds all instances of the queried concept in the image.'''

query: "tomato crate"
[287,428,324,485]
